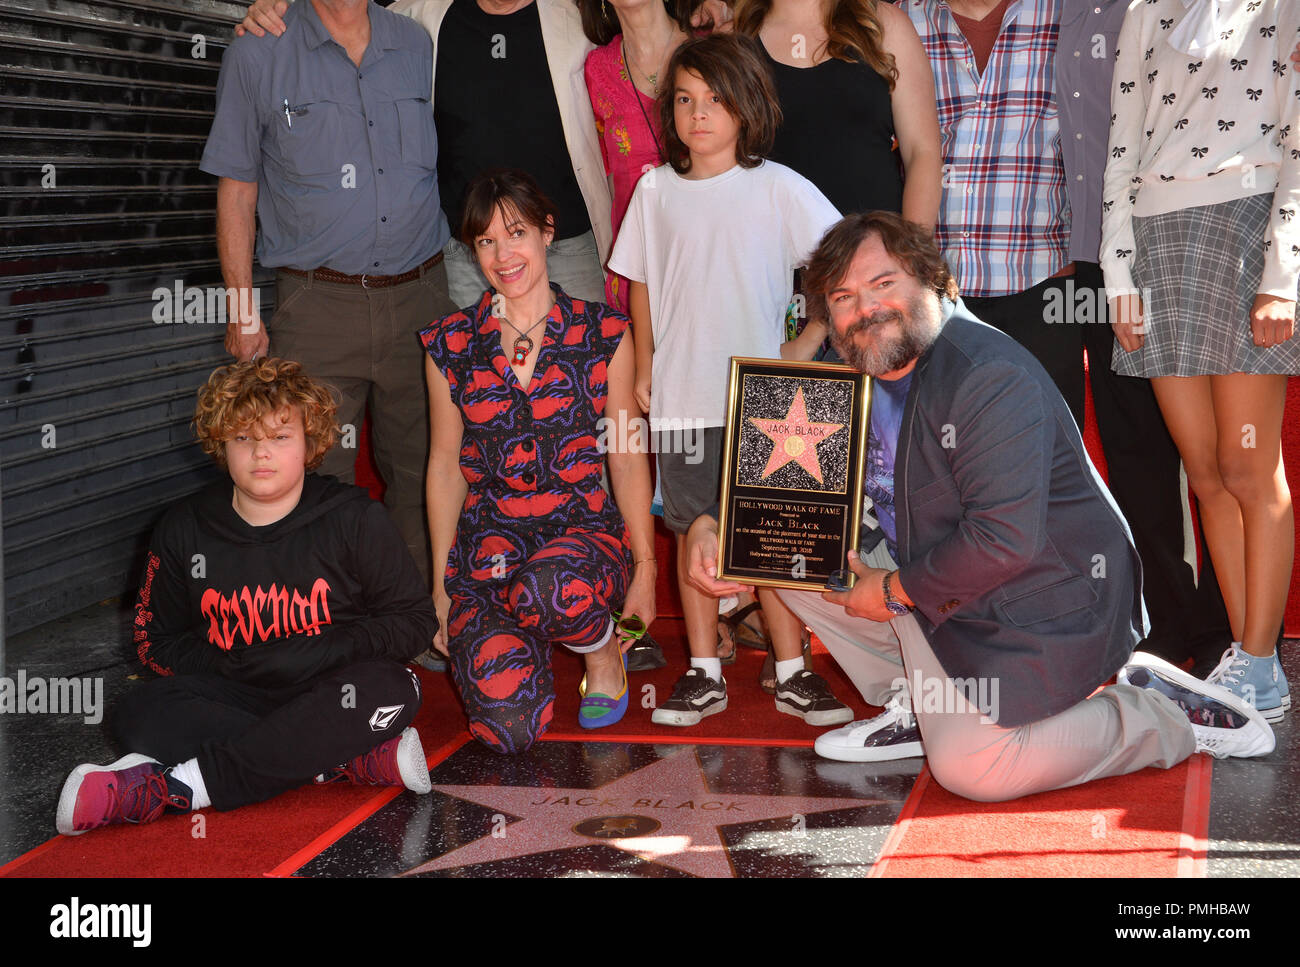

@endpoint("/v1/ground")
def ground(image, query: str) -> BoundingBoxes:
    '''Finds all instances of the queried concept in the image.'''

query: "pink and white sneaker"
[55,753,191,836]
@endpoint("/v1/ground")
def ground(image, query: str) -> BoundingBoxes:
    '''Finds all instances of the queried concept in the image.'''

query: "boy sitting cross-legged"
[56,357,437,836]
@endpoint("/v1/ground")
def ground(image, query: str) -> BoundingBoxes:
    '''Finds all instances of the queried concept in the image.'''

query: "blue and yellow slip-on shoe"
[579,648,629,730]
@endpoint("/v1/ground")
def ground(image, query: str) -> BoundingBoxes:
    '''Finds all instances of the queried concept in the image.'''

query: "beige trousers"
[777,542,1197,802]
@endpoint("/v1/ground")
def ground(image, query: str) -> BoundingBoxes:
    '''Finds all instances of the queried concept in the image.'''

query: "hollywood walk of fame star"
[401,746,882,878]
[748,387,844,485]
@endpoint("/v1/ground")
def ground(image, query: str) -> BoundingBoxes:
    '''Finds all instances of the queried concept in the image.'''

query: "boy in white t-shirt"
[609,34,850,728]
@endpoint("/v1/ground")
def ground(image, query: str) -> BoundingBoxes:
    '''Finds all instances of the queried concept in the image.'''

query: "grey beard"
[830,298,941,377]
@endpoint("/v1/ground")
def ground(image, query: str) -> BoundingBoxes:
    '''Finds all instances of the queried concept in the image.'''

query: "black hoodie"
[132,474,436,689]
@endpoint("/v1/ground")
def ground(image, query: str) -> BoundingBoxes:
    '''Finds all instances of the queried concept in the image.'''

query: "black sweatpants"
[1075,262,1231,665]
[963,275,1087,430]
[964,268,1229,663]
[111,660,422,811]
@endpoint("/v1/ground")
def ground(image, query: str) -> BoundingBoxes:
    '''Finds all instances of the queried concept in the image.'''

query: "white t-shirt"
[608,161,841,427]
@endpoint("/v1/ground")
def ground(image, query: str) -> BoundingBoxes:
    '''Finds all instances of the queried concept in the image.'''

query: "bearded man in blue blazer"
[686,213,1274,802]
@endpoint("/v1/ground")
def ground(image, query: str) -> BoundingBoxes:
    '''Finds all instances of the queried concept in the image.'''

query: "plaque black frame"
[716,357,870,591]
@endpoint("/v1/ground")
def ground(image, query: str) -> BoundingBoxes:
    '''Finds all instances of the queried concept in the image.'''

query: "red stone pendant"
[511,336,532,366]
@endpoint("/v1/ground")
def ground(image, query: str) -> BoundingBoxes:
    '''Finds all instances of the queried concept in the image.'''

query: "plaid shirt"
[902,0,1068,297]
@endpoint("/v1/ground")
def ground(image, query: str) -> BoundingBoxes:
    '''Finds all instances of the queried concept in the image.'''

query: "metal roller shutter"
[0,0,276,638]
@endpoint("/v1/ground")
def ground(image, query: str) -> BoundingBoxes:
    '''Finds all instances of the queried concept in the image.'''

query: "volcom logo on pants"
[369,704,404,732]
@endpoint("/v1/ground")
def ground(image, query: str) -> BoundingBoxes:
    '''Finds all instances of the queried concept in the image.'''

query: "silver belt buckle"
[361,273,371,289]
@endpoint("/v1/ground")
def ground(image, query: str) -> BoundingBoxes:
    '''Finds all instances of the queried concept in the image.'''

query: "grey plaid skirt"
[1113,192,1300,378]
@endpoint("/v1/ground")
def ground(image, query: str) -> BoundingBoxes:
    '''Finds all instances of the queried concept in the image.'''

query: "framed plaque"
[717,358,870,591]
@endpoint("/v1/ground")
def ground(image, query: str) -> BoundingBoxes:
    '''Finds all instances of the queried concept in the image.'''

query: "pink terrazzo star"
[402,746,879,878]
[748,387,844,485]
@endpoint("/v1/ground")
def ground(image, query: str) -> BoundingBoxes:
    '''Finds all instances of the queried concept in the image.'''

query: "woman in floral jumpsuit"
[422,170,656,753]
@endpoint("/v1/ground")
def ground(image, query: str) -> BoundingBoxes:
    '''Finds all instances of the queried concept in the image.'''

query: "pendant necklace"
[623,41,666,161]
[497,305,552,367]
[623,39,660,97]
[623,32,675,99]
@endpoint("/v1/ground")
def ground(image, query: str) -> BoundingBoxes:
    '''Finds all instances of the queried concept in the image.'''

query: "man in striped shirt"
[900,0,1083,427]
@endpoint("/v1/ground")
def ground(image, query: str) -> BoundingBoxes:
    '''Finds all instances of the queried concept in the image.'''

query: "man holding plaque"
[687,213,1275,803]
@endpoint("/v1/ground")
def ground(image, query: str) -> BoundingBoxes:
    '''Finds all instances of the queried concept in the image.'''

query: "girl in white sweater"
[1102,0,1299,722]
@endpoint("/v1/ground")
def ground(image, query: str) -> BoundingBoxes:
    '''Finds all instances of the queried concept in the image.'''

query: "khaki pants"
[776,541,1196,802]
[270,260,455,586]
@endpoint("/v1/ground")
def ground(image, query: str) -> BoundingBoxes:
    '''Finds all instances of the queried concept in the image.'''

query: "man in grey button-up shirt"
[200,0,457,593]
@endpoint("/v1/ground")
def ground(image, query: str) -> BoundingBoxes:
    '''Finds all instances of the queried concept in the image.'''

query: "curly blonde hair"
[193,358,339,470]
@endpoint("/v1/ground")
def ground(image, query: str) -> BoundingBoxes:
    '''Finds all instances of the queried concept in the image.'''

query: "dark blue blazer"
[886,302,1143,727]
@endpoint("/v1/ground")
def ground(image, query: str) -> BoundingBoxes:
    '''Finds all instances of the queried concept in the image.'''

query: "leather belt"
[281,251,444,288]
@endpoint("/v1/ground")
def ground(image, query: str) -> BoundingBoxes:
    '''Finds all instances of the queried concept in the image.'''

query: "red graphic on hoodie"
[200,578,333,650]
[133,552,161,663]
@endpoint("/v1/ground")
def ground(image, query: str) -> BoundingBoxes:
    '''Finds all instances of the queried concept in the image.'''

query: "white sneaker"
[813,692,924,762]
[315,726,432,794]
[1119,652,1275,759]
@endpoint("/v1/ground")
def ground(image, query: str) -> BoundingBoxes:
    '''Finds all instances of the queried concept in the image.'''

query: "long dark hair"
[732,0,898,89]
[459,169,558,245]
[576,0,697,47]
[657,34,782,175]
